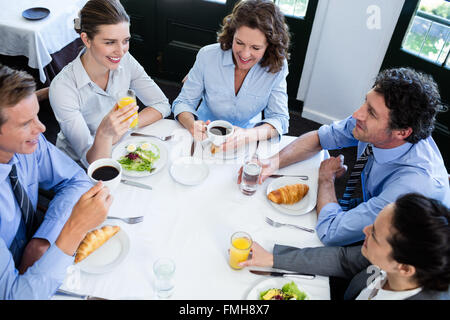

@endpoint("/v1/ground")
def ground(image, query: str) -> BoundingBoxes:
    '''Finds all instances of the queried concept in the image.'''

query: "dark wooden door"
[381,0,450,169]
[122,0,318,107]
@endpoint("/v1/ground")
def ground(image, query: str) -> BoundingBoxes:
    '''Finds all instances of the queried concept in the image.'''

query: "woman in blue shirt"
[172,0,291,152]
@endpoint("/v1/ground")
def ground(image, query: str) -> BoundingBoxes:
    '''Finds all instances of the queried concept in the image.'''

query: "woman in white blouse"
[49,0,170,167]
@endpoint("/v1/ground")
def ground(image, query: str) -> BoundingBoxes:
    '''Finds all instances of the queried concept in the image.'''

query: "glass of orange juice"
[229,231,252,270]
[117,89,138,130]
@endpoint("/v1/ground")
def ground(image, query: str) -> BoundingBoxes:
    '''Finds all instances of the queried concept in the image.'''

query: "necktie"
[9,164,37,240]
[339,144,373,211]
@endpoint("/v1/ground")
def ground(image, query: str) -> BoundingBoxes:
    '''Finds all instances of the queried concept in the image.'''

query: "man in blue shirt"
[244,67,450,246]
[0,65,113,299]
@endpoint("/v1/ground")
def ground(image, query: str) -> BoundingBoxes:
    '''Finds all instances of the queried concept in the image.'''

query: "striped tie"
[9,164,37,240]
[339,144,373,211]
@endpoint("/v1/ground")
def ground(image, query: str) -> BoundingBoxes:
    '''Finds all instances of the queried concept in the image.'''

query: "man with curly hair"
[239,67,450,246]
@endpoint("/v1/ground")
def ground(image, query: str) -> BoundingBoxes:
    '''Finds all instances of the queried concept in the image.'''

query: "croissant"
[267,184,309,205]
[75,225,120,263]
[211,144,221,154]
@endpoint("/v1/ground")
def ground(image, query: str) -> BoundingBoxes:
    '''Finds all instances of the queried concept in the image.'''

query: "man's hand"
[18,238,50,274]
[237,156,279,185]
[318,155,347,183]
[55,182,113,256]
[237,242,274,268]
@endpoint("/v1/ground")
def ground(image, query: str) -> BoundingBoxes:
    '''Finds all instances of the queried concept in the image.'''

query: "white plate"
[203,141,253,160]
[76,228,130,274]
[112,137,168,177]
[169,156,209,185]
[266,170,318,216]
[247,278,311,300]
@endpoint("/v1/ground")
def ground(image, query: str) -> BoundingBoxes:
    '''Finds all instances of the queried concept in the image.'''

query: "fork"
[106,216,144,224]
[130,132,173,141]
[265,216,315,233]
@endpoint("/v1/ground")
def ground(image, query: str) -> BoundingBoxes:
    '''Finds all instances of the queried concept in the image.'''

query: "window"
[402,0,450,68]
[274,0,309,18]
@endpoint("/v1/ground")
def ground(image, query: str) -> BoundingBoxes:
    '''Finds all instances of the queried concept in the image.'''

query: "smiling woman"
[172,0,291,153]
[49,0,171,168]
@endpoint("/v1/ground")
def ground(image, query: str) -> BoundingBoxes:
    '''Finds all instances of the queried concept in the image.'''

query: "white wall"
[298,0,405,124]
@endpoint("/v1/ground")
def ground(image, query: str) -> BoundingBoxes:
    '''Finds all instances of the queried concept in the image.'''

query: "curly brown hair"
[217,0,290,73]
[372,67,444,144]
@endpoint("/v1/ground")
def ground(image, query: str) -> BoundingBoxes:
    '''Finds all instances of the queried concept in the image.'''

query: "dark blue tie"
[9,164,37,240]
[339,144,373,211]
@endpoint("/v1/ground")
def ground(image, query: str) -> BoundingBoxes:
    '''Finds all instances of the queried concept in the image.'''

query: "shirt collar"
[371,141,413,164]
[222,48,235,67]
[72,48,125,90]
[0,156,19,181]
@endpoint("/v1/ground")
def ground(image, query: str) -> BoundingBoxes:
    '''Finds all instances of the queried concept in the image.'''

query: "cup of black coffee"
[87,158,122,192]
[206,120,234,147]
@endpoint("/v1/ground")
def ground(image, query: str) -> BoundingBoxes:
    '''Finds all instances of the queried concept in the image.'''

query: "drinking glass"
[117,89,138,130]
[229,231,252,270]
[153,258,176,298]
[240,154,262,195]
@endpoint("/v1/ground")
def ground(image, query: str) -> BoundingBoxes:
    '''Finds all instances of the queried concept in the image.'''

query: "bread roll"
[267,184,309,205]
[75,225,120,263]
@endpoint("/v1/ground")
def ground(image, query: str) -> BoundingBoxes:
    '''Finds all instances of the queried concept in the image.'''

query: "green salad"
[118,142,160,172]
[260,281,308,300]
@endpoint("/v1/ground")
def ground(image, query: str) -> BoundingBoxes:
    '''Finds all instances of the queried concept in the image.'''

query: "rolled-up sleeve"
[318,116,359,150]
[257,60,289,139]
[128,54,171,118]
[171,48,206,119]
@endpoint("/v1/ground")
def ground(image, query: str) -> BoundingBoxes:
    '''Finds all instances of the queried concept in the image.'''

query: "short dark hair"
[75,0,130,39]
[388,193,450,292]
[217,0,290,73]
[373,67,444,144]
[0,64,36,128]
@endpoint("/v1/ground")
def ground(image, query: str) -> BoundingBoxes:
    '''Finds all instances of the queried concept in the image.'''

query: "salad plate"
[266,169,318,216]
[76,227,130,274]
[112,138,168,178]
[247,278,311,300]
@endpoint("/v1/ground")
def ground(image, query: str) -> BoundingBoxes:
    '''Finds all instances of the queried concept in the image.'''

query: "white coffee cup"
[87,158,122,192]
[206,120,234,146]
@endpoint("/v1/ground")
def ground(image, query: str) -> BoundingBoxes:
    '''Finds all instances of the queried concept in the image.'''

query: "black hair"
[373,68,444,143]
[388,193,450,291]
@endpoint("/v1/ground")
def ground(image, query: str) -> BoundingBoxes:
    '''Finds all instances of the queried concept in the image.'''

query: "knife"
[55,289,108,300]
[190,140,196,156]
[269,174,309,180]
[249,270,315,280]
[121,179,152,190]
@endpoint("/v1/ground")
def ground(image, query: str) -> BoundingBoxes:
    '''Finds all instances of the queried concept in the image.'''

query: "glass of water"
[153,258,176,298]
[240,154,262,196]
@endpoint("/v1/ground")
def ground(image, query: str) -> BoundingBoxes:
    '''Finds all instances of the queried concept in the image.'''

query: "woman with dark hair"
[49,0,170,167]
[172,0,291,152]
[240,193,450,300]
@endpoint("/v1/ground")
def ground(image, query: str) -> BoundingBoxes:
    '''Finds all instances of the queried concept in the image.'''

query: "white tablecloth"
[57,119,331,300]
[0,0,87,83]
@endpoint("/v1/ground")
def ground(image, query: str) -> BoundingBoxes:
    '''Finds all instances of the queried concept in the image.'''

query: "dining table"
[55,119,331,300]
[0,0,88,83]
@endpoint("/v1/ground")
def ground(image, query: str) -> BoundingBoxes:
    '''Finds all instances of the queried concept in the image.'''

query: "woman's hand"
[190,119,211,141]
[97,103,138,143]
[220,127,253,152]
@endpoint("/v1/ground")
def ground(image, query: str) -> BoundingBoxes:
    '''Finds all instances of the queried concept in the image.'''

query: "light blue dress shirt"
[316,116,450,246]
[0,134,92,299]
[172,43,290,136]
